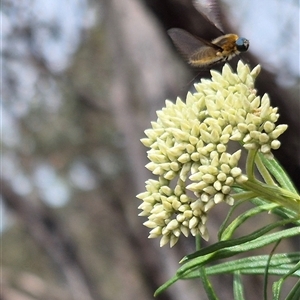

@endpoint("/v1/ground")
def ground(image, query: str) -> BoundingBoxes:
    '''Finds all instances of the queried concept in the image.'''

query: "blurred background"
[1,0,299,299]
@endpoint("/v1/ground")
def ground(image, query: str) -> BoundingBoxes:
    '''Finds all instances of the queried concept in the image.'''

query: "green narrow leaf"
[184,219,296,262]
[220,203,279,241]
[286,279,300,300]
[272,279,282,300]
[179,227,300,276]
[198,266,219,300]
[233,272,245,300]
[195,235,219,300]
[183,266,300,279]
[181,252,299,279]
[263,239,281,300]
[273,259,300,299]
[204,253,300,276]
[154,274,180,296]
[279,259,300,282]
[218,197,250,240]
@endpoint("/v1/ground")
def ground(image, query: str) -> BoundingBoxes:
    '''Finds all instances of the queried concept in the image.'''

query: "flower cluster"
[137,61,287,247]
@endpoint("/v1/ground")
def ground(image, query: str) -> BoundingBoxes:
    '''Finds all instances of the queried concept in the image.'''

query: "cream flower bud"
[138,61,287,247]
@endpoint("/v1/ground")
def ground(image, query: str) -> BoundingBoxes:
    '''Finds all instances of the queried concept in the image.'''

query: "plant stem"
[246,149,258,180]
[255,154,276,185]
[240,180,300,214]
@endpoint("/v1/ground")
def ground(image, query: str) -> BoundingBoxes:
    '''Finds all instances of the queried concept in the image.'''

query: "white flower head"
[138,61,287,247]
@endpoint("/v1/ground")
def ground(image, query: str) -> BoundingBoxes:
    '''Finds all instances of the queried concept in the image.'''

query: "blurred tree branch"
[1,179,99,300]
[103,0,190,190]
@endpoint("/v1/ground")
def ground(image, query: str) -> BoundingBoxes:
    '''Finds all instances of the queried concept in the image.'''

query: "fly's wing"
[193,0,224,33]
[189,46,225,67]
[168,28,222,68]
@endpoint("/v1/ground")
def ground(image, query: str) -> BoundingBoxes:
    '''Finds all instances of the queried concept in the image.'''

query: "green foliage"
[154,155,300,299]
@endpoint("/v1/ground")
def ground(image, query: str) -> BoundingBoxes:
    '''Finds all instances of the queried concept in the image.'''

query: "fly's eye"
[236,37,249,52]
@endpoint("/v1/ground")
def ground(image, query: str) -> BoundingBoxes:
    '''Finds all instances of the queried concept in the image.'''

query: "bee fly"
[168,26,249,69]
